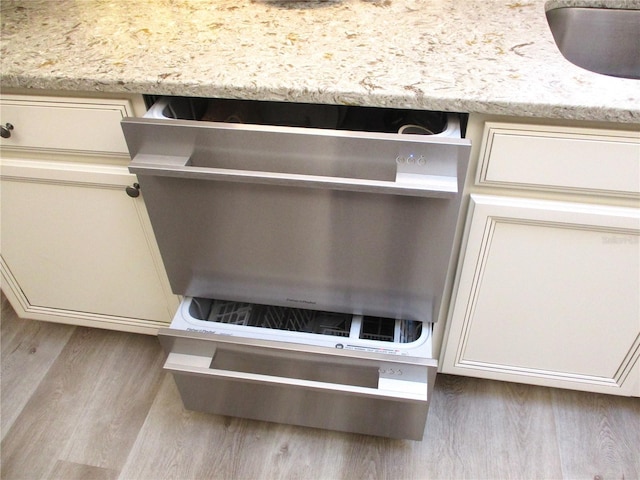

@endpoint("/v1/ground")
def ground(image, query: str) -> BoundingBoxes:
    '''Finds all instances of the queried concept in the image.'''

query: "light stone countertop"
[1,0,639,123]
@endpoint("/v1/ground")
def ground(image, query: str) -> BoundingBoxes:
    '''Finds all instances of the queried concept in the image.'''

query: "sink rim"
[545,6,640,80]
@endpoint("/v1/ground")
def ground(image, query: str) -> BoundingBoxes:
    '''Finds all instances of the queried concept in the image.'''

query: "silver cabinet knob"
[125,183,141,198]
[0,123,14,138]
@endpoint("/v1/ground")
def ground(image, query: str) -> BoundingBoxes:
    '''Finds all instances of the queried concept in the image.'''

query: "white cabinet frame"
[0,92,178,335]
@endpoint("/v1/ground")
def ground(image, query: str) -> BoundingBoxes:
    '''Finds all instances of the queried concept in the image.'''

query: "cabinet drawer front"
[477,123,640,196]
[0,95,134,155]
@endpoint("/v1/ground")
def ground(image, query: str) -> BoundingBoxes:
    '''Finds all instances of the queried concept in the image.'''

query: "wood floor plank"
[331,375,563,480]
[59,331,166,471]
[329,434,413,480]
[0,326,163,479]
[221,420,349,480]
[48,460,118,480]
[478,379,563,479]
[1,327,113,479]
[552,387,640,480]
[0,294,75,439]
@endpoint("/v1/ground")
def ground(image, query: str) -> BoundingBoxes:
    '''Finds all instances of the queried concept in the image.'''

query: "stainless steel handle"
[164,351,428,402]
[129,153,458,198]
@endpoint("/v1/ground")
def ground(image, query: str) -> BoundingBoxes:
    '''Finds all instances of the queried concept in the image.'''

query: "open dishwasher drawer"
[160,297,436,440]
[122,96,470,440]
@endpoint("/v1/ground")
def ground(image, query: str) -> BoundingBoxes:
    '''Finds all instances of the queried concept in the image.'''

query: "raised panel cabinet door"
[0,157,178,333]
[441,194,640,396]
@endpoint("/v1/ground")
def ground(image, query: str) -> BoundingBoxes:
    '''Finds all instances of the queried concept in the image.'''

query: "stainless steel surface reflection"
[546,7,640,79]
[123,115,469,322]
[159,330,437,440]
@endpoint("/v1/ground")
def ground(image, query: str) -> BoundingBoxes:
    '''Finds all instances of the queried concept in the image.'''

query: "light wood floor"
[1,294,638,480]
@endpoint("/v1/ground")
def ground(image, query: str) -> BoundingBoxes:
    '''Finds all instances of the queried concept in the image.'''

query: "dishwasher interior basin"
[545,7,640,80]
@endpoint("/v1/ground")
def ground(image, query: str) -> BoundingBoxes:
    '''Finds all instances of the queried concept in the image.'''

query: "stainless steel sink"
[546,7,640,80]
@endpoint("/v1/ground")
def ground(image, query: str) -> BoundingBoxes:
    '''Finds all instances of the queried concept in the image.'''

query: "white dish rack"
[171,297,433,357]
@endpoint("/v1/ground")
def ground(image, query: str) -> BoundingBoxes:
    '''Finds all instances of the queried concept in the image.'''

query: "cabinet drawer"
[477,123,640,196]
[0,95,135,156]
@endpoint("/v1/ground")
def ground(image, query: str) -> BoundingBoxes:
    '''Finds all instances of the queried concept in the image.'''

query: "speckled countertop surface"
[1,0,639,122]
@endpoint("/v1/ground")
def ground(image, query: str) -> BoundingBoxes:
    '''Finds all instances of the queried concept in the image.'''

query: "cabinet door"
[0,157,178,334]
[441,195,640,396]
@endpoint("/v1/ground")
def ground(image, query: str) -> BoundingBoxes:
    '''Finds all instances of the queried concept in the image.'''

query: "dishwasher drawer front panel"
[136,175,461,322]
[159,329,437,440]
[123,117,470,198]
[121,102,470,323]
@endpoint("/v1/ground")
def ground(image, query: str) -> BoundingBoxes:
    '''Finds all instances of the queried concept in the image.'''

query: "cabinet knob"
[0,123,14,138]
[125,183,140,198]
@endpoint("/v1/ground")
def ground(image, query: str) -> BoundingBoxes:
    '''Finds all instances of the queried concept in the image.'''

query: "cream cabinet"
[0,93,178,334]
[441,117,640,396]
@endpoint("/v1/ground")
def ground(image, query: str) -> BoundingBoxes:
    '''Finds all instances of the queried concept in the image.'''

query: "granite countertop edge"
[1,0,639,124]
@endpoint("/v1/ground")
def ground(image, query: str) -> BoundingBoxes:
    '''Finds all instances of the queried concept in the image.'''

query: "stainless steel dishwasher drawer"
[159,329,436,440]
[122,97,470,440]
[122,97,471,323]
